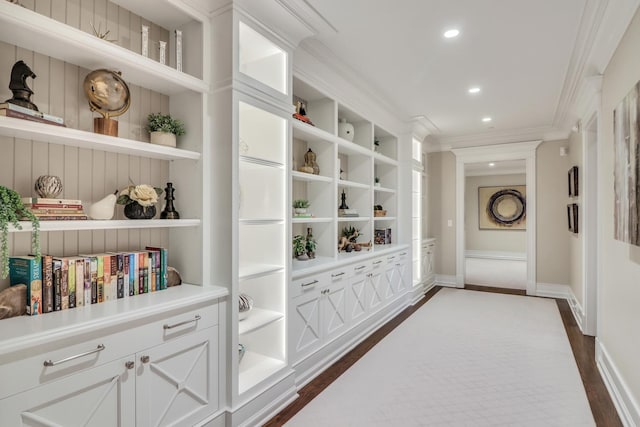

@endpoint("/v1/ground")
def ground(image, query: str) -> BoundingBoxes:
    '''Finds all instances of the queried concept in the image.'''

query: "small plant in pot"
[293,199,310,216]
[117,184,163,219]
[305,235,317,259]
[293,235,308,260]
[146,112,186,147]
[0,185,40,279]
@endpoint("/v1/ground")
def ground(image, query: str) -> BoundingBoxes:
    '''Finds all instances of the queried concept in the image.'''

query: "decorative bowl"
[239,293,253,320]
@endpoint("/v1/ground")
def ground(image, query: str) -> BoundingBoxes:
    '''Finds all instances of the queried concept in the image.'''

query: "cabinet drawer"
[0,303,218,400]
[370,257,385,271]
[350,260,371,276]
[291,272,327,299]
[329,267,349,284]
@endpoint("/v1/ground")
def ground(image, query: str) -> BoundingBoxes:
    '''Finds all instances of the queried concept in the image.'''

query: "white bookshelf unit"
[0,1,227,425]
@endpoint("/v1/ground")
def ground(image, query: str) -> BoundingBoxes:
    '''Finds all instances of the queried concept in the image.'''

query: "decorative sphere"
[338,119,355,142]
[34,175,63,198]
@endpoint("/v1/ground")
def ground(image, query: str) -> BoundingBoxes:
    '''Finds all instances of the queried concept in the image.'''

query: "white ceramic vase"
[150,131,176,147]
[338,118,354,141]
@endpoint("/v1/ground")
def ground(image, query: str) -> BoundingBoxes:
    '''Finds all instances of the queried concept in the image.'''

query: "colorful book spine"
[68,258,76,309]
[42,255,53,313]
[149,250,157,292]
[29,215,88,221]
[90,257,98,304]
[59,258,69,310]
[0,101,65,123]
[27,208,85,215]
[132,253,140,295]
[0,108,66,126]
[146,247,167,290]
[115,253,124,299]
[74,257,84,307]
[21,197,82,205]
[53,259,62,311]
[83,258,92,306]
[123,253,130,298]
[96,256,104,303]
[138,252,146,294]
[8,256,42,316]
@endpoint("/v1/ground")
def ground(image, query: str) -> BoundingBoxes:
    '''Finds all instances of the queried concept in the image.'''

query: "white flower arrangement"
[117,184,163,207]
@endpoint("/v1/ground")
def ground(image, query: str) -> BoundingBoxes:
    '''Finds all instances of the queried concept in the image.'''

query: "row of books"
[0,102,65,127]
[21,197,88,221]
[9,246,168,316]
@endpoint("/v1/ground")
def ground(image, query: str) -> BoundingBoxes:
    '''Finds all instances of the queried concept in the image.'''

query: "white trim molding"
[435,275,457,288]
[452,141,541,295]
[536,283,571,299]
[596,338,640,427]
[465,250,526,262]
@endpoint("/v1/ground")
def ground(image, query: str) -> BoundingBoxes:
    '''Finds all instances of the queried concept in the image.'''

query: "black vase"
[124,203,156,219]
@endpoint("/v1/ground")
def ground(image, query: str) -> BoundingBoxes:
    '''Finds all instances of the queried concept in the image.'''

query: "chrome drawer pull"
[373,260,383,265]
[387,256,395,260]
[331,272,345,278]
[44,344,105,367]
[355,265,366,271]
[164,314,201,330]
[400,252,407,256]
[301,280,319,287]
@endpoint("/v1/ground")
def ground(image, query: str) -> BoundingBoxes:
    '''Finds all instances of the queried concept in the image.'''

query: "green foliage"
[305,236,317,252]
[292,235,306,256]
[374,204,384,210]
[292,199,310,209]
[146,113,186,136]
[341,226,359,242]
[0,186,40,279]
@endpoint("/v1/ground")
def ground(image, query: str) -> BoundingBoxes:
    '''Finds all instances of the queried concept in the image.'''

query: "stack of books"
[21,197,88,221]
[338,209,359,217]
[8,247,169,315]
[0,102,65,127]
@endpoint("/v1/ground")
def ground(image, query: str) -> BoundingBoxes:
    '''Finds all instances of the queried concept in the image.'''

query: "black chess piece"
[338,190,349,210]
[160,182,180,219]
[6,60,39,111]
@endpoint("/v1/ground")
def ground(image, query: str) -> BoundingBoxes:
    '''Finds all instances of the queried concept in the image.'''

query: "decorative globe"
[34,175,63,198]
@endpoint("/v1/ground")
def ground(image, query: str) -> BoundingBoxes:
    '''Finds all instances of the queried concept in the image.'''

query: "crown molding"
[465,168,526,177]
[427,126,569,152]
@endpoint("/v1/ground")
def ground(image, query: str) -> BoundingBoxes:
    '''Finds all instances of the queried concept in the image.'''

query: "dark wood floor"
[264,285,621,427]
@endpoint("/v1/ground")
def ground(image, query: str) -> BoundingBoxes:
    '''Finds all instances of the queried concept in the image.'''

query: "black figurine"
[6,60,39,111]
[160,182,180,219]
[338,190,349,210]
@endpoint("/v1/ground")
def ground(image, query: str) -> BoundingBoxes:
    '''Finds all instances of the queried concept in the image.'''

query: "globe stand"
[94,117,118,137]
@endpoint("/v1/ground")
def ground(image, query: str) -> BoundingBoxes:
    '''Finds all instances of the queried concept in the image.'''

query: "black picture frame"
[568,166,579,197]
[567,203,579,233]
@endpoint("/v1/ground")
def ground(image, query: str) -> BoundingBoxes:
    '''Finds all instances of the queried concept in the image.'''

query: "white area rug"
[465,257,527,290]
[285,288,594,426]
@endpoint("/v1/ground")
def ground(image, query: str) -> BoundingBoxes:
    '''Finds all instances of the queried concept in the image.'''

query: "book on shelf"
[42,255,53,313]
[73,256,85,308]
[52,259,62,311]
[146,246,167,291]
[27,208,85,215]
[28,215,89,221]
[293,213,313,218]
[83,258,92,306]
[0,102,65,124]
[68,258,76,309]
[0,108,66,127]
[9,256,42,316]
[338,209,359,217]
[22,197,82,205]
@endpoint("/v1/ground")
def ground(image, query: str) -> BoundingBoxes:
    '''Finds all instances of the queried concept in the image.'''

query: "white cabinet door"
[367,270,384,312]
[136,327,219,427]
[423,242,435,285]
[290,288,323,363]
[348,265,369,326]
[0,357,135,426]
[322,281,348,344]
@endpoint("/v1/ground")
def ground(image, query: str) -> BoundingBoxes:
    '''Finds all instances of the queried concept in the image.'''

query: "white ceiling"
[298,0,590,146]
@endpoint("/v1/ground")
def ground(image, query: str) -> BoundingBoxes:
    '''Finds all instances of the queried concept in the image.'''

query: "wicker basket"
[374,210,387,217]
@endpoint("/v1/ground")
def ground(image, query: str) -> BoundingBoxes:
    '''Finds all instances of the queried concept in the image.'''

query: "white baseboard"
[536,282,571,299]
[465,250,526,261]
[567,288,585,332]
[435,274,457,287]
[596,338,640,427]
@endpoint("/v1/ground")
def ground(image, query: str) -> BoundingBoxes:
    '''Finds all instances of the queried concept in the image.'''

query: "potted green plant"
[146,113,186,147]
[293,199,310,215]
[374,177,381,187]
[293,235,308,260]
[0,185,40,278]
[305,236,317,259]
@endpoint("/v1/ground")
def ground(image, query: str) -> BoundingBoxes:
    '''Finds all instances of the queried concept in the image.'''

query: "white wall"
[598,6,640,416]
[465,174,526,253]
[427,151,456,276]
[567,131,583,307]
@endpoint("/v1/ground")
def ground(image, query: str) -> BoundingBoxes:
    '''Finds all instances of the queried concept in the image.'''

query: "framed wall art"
[478,186,526,230]
[568,166,579,197]
[567,203,579,234]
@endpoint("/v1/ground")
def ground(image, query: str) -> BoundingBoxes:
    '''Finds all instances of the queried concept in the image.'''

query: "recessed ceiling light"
[489,163,495,167]
[443,29,460,38]
[468,87,481,94]
[482,117,492,122]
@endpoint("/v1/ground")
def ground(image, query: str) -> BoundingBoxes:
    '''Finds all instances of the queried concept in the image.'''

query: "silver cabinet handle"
[355,265,366,271]
[396,263,401,266]
[141,355,150,363]
[44,344,105,367]
[125,361,135,370]
[387,256,395,260]
[301,279,319,287]
[331,272,345,278]
[373,260,383,265]
[400,252,407,256]
[163,314,201,330]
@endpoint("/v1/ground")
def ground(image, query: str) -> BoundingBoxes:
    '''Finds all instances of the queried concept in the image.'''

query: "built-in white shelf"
[337,139,371,156]
[239,264,284,281]
[240,155,285,169]
[373,153,399,166]
[238,308,284,335]
[374,216,396,221]
[337,250,374,261]
[291,217,333,224]
[239,219,285,225]
[374,186,396,194]
[338,216,371,222]
[9,219,200,233]
[292,119,335,144]
[291,171,333,183]
[292,255,335,272]
[374,243,402,252]
[338,180,370,190]
[0,2,208,96]
[238,351,287,395]
[0,117,201,161]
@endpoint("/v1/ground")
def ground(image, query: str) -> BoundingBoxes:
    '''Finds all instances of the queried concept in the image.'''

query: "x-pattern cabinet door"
[323,281,348,343]
[136,328,219,427]
[384,261,398,301]
[290,289,323,363]
[0,356,135,426]
[395,255,410,295]
[367,269,384,312]
[349,266,369,326]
